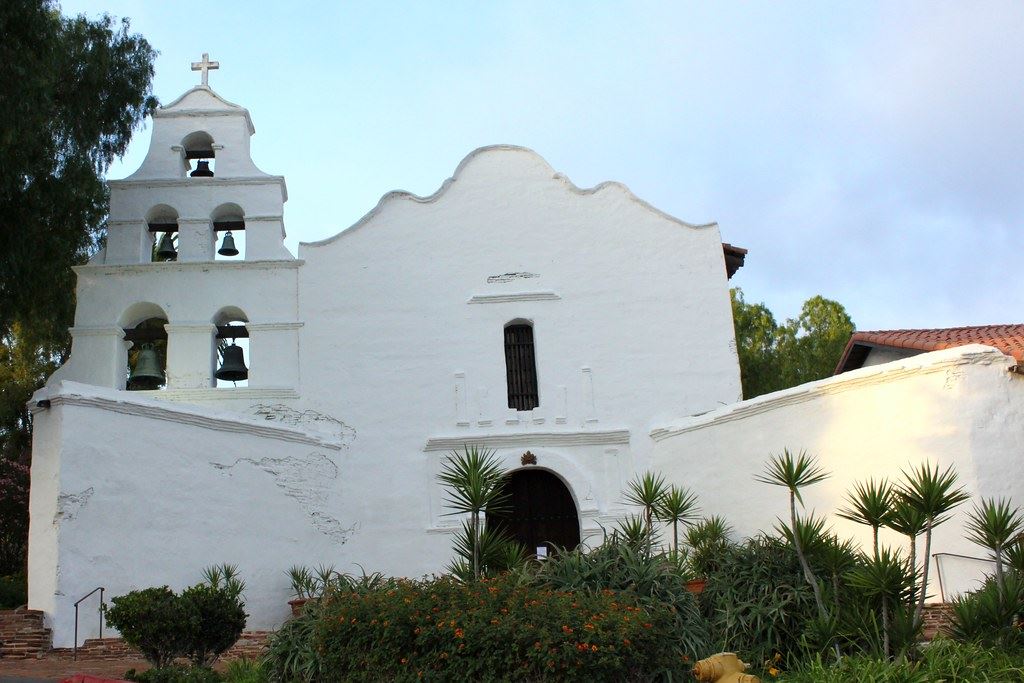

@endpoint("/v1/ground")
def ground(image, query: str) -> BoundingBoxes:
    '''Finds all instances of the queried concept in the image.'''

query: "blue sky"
[63,1,1024,330]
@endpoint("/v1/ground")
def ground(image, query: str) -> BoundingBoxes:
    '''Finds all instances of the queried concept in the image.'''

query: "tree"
[730,288,855,399]
[0,1,158,338]
[0,1,157,572]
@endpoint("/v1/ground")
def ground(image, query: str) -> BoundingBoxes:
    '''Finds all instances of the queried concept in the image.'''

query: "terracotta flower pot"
[287,598,309,617]
[685,578,707,595]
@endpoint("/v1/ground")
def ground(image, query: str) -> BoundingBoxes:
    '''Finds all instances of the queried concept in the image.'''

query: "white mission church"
[28,58,1024,646]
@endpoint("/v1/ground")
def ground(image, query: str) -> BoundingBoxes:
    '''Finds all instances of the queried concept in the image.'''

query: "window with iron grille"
[504,323,539,410]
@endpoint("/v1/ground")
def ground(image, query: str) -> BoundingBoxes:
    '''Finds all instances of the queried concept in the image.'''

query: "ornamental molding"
[163,324,217,334]
[467,291,561,304]
[74,259,303,276]
[109,176,286,194]
[69,326,125,339]
[423,429,629,452]
[36,383,329,448]
[650,345,1013,441]
[246,322,304,332]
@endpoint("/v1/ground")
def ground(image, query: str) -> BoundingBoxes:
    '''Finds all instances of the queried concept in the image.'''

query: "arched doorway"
[486,469,580,556]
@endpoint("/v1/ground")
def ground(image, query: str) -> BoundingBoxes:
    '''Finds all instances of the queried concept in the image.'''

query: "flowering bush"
[267,573,692,681]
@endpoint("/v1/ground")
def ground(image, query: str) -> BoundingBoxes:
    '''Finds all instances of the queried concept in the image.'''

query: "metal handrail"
[73,586,104,661]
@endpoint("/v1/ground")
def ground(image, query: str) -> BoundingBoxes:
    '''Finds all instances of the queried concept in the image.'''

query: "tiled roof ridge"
[835,324,1024,373]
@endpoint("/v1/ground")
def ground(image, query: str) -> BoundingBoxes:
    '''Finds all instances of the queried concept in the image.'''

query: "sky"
[62,1,1024,331]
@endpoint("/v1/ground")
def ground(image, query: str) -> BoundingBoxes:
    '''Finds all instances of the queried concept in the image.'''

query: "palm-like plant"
[885,492,927,603]
[836,478,893,558]
[814,533,859,616]
[898,462,969,625]
[624,471,668,554]
[964,497,1024,604]
[755,449,831,621]
[655,484,700,556]
[845,546,914,658]
[437,445,510,580]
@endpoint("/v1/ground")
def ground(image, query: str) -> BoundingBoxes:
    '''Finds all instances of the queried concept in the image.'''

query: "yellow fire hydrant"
[691,652,761,683]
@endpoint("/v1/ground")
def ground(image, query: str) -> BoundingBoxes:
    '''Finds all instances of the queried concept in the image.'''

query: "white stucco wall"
[29,383,350,647]
[650,344,1024,596]
[31,125,742,643]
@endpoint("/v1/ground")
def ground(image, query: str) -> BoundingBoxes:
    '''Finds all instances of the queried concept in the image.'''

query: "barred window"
[504,323,539,411]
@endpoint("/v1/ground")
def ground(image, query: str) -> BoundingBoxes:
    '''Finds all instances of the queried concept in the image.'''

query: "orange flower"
[561,625,574,634]
[591,644,598,652]
[583,623,594,631]
[623,638,631,646]
[455,628,465,638]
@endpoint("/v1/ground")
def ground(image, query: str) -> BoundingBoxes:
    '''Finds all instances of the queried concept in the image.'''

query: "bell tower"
[53,55,301,394]
[103,53,291,265]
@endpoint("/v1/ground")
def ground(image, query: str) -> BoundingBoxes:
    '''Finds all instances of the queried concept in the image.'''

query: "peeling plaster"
[211,454,355,542]
[249,404,356,445]
[54,487,94,525]
[487,272,539,284]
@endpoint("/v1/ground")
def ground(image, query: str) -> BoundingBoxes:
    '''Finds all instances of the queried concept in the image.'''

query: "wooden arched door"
[486,469,580,556]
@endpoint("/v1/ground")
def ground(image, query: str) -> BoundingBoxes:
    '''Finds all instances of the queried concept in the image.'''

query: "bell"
[216,343,248,382]
[217,231,239,257]
[155,232,177,261]
[190,160,214,177]
[128,344,164,390]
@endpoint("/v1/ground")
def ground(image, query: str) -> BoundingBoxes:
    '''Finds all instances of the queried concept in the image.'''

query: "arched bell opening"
[182,131,216,177]
[123,316,169,391]
[211,203,245,261]
[486,468,580,558]
[146,205,179,262]
[213,307,249,387]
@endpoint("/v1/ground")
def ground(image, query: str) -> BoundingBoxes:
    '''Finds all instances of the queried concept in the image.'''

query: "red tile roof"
[834,324,1024,374]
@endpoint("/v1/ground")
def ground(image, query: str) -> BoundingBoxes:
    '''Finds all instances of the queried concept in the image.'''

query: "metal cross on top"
[191,52,219,86]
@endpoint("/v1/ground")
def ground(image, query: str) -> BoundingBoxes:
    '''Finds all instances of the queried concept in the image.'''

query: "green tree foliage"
[0,0,158,335]
[731,288,855,399]
[0,1,157,572]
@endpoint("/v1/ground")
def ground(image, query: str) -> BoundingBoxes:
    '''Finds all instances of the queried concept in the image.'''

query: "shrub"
[263,573,691,682]
[536,534,706,659]
[106,567,247,669]
[949,573,1024,647]
[700,535,817,668]
[105,586,189,668]
[180,583,247,667]
[124,666,222,683]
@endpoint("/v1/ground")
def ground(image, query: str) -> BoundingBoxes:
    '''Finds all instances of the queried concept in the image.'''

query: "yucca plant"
[685,515,733,577]
[201,563,245,600]
[964,497,1023,605]
[898,462,969,625]
[845,546,913,657]
[437,445,510,580]
[613,513,652,551]
[755,449,831,623]
[655,484,700,556]
[815,534,859,616]
[885,492,927,604]
[623,471,668,554]
[836,478,892,559]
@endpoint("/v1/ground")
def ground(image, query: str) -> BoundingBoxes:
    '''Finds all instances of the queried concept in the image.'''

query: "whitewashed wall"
[28,382,350,647]
[650,344,1024,596]
[31,141,743,645]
